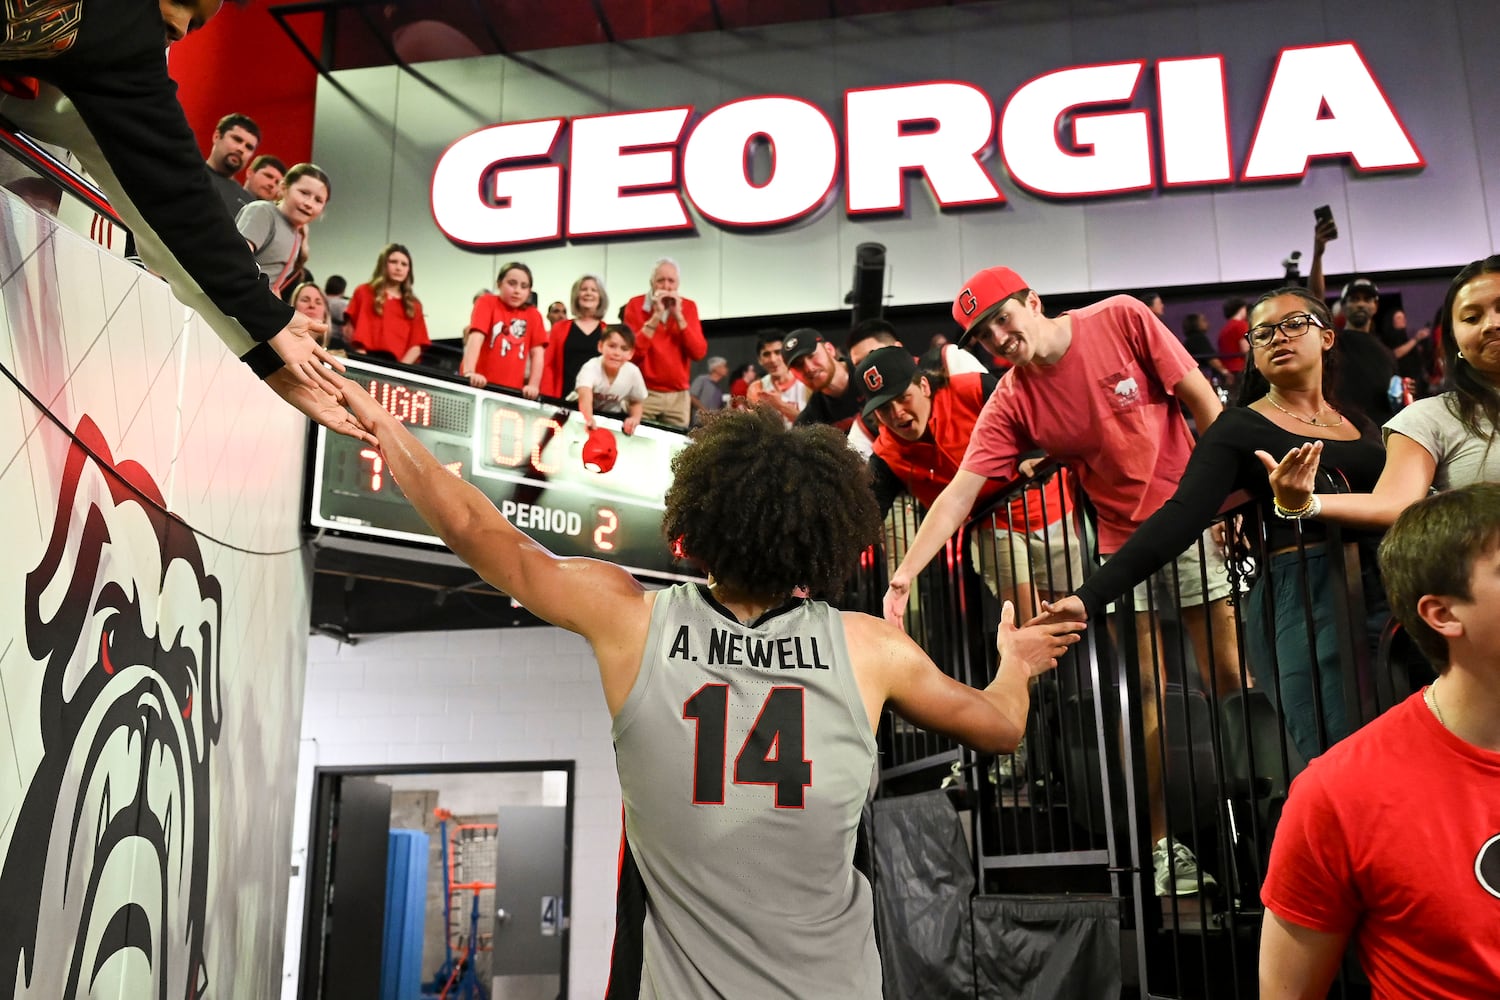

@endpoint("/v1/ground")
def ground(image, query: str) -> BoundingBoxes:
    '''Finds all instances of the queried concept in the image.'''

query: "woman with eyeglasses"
[1042,286,1386,759]
[1268,256,1500,529]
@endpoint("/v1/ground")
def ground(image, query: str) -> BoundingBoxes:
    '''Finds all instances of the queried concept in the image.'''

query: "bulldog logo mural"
[0,416,223,999]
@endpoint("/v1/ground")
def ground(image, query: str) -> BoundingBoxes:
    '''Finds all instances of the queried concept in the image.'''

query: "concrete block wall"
[284,626,620,1000]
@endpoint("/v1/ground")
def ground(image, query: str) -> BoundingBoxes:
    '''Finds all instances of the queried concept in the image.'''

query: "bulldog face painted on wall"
[0,416,222,1000]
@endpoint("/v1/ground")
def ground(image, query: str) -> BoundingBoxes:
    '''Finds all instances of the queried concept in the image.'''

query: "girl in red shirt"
[345,243,430,364]
[462,262,548,394]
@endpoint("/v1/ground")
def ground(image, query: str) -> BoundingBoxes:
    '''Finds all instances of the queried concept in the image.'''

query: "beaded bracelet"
[1273,494,1322,519]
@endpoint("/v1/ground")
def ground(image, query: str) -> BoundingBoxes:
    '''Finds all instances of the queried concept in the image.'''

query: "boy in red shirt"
[1259,484,1500,999]
[461,262,547,394]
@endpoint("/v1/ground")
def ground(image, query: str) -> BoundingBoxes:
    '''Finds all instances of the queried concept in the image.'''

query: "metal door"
[491,805,568,999]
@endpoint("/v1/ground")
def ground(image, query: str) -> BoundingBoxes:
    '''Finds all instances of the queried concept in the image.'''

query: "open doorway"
[297,762,574,1000]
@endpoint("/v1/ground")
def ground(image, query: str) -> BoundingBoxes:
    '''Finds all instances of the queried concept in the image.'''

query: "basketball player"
[340,386,1082,998]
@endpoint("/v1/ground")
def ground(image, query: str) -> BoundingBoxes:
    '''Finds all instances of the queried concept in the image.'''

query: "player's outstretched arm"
[342,379,646,640]
[847,602,1081,753]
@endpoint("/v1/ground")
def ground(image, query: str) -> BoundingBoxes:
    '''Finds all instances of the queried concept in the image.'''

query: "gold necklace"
[1266,392,1344,427]
[1426,678,1447,729]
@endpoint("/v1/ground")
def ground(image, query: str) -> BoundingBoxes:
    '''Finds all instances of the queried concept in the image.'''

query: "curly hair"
[663,408,881,599]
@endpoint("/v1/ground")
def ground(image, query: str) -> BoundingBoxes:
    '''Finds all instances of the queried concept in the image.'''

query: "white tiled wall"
[284,626,620,1000]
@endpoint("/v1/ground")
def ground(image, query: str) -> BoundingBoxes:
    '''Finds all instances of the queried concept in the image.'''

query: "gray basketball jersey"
[612,584,882,999]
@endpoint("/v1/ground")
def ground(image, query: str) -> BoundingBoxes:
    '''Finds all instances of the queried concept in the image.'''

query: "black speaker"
[847,242,887,327]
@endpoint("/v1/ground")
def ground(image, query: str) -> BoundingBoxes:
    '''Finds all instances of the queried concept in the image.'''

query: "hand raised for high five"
[998,600,1084,677]
[1256,440,1323,513]
[268,312,344,396]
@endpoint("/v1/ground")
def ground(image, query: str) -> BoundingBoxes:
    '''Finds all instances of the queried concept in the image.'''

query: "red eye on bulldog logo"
[863,367,883,392]
[959,289,978,316]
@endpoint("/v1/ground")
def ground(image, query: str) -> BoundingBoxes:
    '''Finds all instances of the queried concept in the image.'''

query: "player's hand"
[623,415,641,435]
[465,372,488,389]
[266,368,376,446]
[523,383,541,399]
[1018,456,1044,478]
[269,314,344,396]
[340,376,392,438]
[883,573,912,627]
[999,601,1084,677]
[1256,441,1322,513]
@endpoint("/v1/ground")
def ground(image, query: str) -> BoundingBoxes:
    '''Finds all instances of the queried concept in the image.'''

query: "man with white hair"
[689,356,729,426]
[623,258,708,429]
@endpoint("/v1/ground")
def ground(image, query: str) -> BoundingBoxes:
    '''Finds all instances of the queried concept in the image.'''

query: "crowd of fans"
[5,77,1492,996]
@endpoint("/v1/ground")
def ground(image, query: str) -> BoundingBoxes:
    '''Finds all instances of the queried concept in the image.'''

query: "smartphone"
[1314,204,1337,238]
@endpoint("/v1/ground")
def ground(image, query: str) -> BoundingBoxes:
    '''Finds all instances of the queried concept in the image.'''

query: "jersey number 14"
[683,684,812,809]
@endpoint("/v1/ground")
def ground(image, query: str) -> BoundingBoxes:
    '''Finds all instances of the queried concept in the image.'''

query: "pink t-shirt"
[960,295,1197,553]
[1261,693,1500,999]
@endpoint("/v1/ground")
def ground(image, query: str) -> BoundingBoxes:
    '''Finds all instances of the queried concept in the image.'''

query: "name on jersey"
[668,625,830,670]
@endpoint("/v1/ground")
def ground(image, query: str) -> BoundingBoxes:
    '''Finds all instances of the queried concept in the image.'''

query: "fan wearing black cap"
[883,265,1242,896]
[1334,278,1402,427]
[784,328,878,453]
[857,347,1080,622]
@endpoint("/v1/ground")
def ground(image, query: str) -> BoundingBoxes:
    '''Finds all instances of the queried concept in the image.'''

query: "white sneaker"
[1153,838,1217,896]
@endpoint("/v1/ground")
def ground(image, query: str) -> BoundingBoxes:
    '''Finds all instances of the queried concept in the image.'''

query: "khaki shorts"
[1121,529,1233,612]
[973,519,1085,598]
[642,388,691,429]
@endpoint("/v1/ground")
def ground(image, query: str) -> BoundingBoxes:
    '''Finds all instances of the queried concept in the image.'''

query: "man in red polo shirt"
[622,258,707,429]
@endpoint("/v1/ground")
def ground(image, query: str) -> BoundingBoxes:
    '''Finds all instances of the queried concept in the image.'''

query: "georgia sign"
[430,42,1422,249]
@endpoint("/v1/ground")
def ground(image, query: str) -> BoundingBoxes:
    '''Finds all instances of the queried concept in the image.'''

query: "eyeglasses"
[1248,312,1325,349]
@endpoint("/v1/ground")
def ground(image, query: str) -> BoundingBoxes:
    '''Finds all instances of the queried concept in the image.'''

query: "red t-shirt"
[621,294,708,392]
[1262,692,1500,998]
[466,295,547,389]
[959,295,1197,553]
[1217,318,1248,373]
[346,283,430,358]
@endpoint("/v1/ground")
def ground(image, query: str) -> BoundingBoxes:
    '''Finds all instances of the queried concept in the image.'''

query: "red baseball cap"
[582,426,618,474]
[951,266,1029,346]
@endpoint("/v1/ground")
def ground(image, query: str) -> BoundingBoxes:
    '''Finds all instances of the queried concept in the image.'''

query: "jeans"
[1243,547,1351,761]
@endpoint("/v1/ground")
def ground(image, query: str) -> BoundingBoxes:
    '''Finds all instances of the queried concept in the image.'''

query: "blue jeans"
[1243,547,1351,761]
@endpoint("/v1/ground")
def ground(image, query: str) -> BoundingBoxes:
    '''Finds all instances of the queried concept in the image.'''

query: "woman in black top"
[542,274,609,399]
[1047,287,1386,761]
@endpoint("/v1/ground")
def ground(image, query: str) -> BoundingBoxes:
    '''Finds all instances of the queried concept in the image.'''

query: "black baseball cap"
[855,347,919,418]
[781,328,824,364]
[1341,277,1380,300]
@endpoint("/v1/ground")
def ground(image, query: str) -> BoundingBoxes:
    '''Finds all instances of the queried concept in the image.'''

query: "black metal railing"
[857,465,1430,999]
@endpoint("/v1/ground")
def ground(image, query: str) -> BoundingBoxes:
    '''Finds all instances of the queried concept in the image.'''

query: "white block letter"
[845,82,1002,214]
[1243,42,1423,180]
[431,119,564,247]
[683,97,839,227]
[1000,61,1152,196]
[1158,56,1233,186]
[568,108,692,238]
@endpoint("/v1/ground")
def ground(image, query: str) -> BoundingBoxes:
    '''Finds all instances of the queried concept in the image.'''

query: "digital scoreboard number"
[306,358,702,582]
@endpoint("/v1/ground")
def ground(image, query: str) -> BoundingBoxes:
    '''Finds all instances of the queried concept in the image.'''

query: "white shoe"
[1154,838,1217,896]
